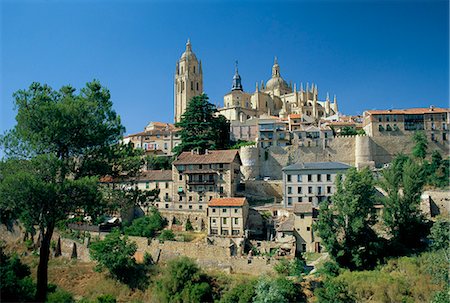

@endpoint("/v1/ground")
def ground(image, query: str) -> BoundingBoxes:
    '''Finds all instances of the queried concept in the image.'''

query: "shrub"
[96,294,117,303]
[46,288,75,303]
[154,257,212,303]
[274,258,305,278]
[219,279,256,303]
[124,208,165,238]
[253,276,300,303]
[159,230,175,241]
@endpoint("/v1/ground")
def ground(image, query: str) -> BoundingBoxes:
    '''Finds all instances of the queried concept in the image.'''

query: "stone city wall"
[421,190,450,218]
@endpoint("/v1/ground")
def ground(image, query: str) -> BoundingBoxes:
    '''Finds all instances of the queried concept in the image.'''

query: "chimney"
[205,149,209,155]
[430,105,435,111]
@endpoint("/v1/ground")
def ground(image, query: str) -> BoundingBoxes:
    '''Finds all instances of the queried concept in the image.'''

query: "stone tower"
[174,39,203,123]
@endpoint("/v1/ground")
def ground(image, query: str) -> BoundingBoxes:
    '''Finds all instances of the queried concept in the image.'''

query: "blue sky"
[1,0,448,136]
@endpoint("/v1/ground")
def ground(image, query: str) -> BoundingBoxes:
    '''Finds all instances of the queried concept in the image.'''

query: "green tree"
[253,276,299,303]
[315,168,381,270]
[429,217,449,256]
[315,278,354,303]
[412,131,428,160]
[219,279,256,303]
[0,81,128,301]
[274,258,305,278]
[173,94,230,155]
[159,229,175,241]
[379,157,427,249]
[0,247,36,302]
[154,257,212,303]
[89,229,151,289]
[145,155,172,170]
[124,208,165,238]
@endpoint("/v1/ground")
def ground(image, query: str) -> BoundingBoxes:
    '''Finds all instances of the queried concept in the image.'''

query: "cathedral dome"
[265,57,291,92]
[265,77,290,91]
[181,39,197,61]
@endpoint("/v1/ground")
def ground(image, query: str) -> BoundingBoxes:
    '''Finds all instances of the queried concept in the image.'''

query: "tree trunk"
[35,221,54,302]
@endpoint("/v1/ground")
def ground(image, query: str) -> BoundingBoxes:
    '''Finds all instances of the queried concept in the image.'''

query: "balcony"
[187,180,215,185]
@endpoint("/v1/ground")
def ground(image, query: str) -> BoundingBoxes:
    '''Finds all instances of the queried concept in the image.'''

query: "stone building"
[207,197,249,237]
[217,58,339,123]
[170,150,242,211]
[293,202,321,253]
[282,162,351,207]
[174,39,203,123]
[363,107,450,143]
[122,122,181,156]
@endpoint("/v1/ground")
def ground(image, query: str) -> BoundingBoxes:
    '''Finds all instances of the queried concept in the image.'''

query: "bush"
[89,229,151,289]
[274,258,305,278]
[253,276,300,303]
[154,257,212,303]
[315,278,354,303]
[185,218,194,231]
[219,279,256,303]
[96,294,117,303]
[429,217,449,252]
[159,230,175,241]
[124,208,165,238]
[0,248,35,302]
[46,288,75,303]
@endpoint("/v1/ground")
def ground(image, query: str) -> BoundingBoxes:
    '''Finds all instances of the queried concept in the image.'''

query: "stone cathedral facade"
[173,41,339,124]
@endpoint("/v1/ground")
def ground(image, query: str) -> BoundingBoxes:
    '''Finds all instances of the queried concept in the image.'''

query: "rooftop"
[208,197,247,207]
[365,107,449,115]
[283,161,352,171]
[140,170,172,181]
[173,150,240,165]
[293,202,313,214]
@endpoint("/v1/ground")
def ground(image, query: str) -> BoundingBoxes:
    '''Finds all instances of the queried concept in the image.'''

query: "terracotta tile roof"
[208,197,247,207]
[293,202,313,213]
[173,150,240,165]
[289,114,302,119]
[365,107,449,115]
[139,170,172,181]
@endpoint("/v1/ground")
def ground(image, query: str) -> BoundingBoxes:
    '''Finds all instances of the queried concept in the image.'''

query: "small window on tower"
[191,81,193,91]
[193,66,196,73]
[196,82,199,91]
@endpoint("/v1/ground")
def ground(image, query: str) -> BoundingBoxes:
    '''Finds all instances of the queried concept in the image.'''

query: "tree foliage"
[379,156,428,250]
[429,217,449,255]
[145,155,173,170]
[315,168,381,270]
[219,279,256,303]
[412,131,428,159]
[253,276,300,303]
[154,257,212,303]
[124,208,165,238]
[0,247,36,302]
[173,94,230,155]
[89,229,151,289]
[0,81,129,301]
[273,257,306,278]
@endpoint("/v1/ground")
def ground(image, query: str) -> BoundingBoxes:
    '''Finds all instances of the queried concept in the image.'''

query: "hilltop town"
[1,40,449,303]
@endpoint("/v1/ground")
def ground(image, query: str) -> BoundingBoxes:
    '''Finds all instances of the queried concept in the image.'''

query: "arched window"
[193,66,196,73]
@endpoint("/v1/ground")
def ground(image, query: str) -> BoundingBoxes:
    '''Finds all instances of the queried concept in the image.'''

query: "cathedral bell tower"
[174,39,203,123]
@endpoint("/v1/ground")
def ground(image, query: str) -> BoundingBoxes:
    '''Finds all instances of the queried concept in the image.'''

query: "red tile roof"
[365,107,449,115]
[173,150,240,165]
[208,197,247,207]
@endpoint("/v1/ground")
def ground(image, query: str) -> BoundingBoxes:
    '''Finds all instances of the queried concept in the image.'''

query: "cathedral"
[174,40,339,124]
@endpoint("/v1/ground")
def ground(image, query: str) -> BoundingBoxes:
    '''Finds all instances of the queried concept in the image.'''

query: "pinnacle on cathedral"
[231,60,243,91]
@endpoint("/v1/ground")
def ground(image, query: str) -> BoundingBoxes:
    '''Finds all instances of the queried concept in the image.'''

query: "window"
[191,81,193,91]
[386,115,390,122]
[386,124,392,131]
[164,143,168,149]
[189,205,192,209]
[317,174,322,182]
[317,187,322,195]
[308,186,313,194]
[222,218,227,224]
[179,195,183,201]
[179,205,182,209]
[287,197,292,205]
[222,230,229,236]
[302,244,306,251]
[443,133,447,141]
[146,182,149,189]
[212,208,216,213]
[300,214,304,219]
[219,163,224,169]
[307,227,311,231]
[199,205,203,210]
[308,197,313,202]
[199,164,202,169]
[431,133,435,141]
[165,182,169,189]
[156,182,159,189]
[297,175,302,182]
[211,229,218,235]
[232,230,240,235]
[297,187,302,194]
[287,187,292,194]
[234,218,239,225]
[212,218,216,224]
[196,82,199,91]
[179,175,183,181]
[297,197,302,202]
[326,174,331,182]
[308,175,312,182]
[327,186,332,194]
[189,196,192,201]
[287,175,291,182]
[165,204,169,208]
[378,116,382,122]
[234,209,238,213]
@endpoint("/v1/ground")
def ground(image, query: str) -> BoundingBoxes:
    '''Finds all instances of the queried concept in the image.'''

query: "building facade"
[363,107,450,143]
[218,58,339,124]
[174,40,204,123]
[123,122,181,156]
[293,202,321,253]
[170,150,242,211]
[282,162,351,207]
[207,197,249,237]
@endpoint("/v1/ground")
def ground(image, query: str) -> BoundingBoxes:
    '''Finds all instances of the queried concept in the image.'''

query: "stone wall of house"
[421,190,450,218]
[244,180,283,202]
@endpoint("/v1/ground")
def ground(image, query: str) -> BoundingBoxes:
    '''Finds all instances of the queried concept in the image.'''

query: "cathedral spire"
[272,56,280,78]
[231,60,243,91]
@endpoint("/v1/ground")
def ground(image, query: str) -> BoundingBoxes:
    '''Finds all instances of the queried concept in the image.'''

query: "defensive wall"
[240,134,449,180]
